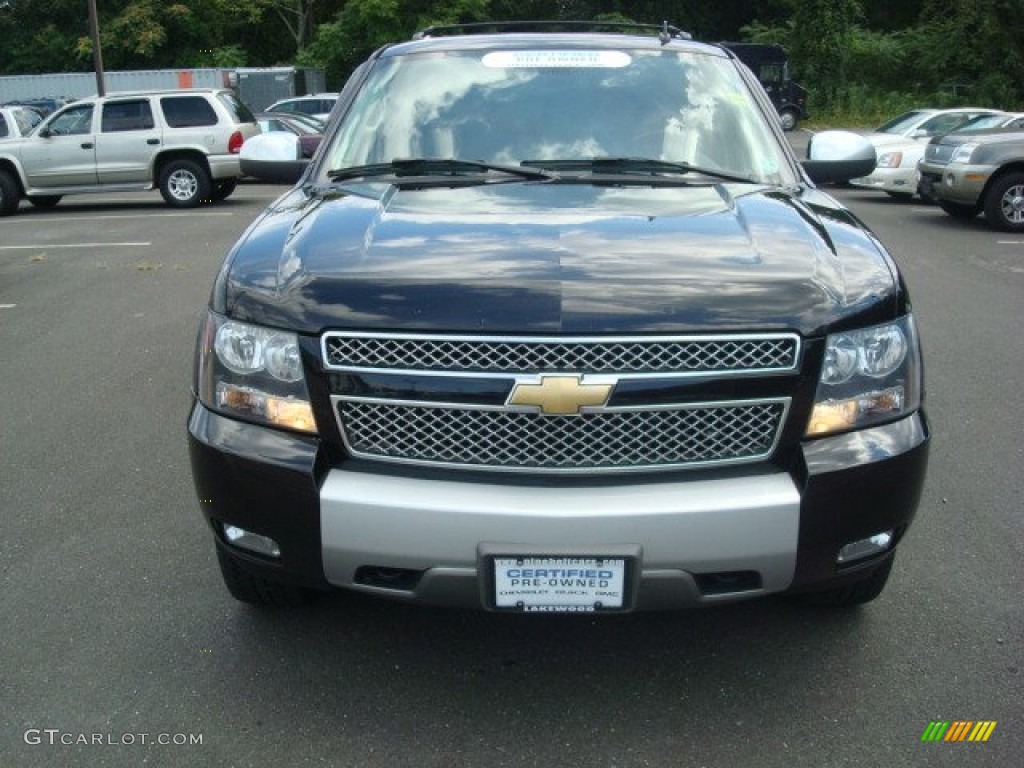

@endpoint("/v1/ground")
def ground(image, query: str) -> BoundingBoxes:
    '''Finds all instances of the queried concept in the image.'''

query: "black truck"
[721,42,809,130]
[189,23,926,614]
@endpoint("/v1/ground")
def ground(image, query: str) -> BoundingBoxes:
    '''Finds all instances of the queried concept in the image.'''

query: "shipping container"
[0,69,234,104]
[233,67,328,112]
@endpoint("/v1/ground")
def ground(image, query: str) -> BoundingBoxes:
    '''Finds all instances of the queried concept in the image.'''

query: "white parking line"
[4,212,234,224]
[0,242,152,249]
[997,240,1023,245]
[0,304,16,309]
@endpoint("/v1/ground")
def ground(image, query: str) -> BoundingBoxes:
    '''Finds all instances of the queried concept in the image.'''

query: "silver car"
[0,88,260,215]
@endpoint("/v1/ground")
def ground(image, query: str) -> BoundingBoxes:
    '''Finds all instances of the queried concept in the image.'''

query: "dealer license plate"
[492,556,628,612]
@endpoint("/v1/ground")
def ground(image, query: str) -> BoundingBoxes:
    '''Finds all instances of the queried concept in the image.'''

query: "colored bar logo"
[921,721,997,742]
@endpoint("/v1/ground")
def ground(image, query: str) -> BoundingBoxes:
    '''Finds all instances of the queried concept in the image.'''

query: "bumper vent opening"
[354,566,424,591]
[694,570,762,596]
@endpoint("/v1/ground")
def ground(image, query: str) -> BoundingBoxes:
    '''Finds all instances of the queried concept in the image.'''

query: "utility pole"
[87,0,105,96]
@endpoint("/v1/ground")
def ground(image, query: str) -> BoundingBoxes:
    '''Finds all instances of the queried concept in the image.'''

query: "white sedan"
[851,108,1003,198]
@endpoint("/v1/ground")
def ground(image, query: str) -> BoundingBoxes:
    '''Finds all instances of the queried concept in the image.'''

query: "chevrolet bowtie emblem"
[507,375,614,416]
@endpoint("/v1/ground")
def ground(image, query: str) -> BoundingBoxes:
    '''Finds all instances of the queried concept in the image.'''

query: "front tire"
[983,172,1024,231]
[27,194,62,209]
[794,557,894,608]
[779,109,799,132]
[938,200,980,220]
[158,159,211,208]
[216,545,313,608]
[0,169,21,216]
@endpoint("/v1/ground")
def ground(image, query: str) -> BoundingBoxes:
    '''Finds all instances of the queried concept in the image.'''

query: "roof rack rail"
[413,20,692,42]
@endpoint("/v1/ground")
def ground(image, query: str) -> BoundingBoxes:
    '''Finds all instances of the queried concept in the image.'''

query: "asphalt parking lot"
[1,176,1021,767]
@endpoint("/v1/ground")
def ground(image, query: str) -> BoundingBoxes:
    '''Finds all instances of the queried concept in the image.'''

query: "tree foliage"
[0,0,1020,112]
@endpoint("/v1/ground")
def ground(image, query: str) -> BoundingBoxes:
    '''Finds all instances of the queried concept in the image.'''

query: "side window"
[758,63,783,86]
[0,114,8,138]
[216,92,254,123]
[47,105,94,136]
[15,109,42,135]
[101,99,155,132]
[160,96,218,128]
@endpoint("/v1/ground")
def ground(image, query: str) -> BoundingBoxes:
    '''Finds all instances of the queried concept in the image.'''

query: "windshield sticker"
[482,51,631,69]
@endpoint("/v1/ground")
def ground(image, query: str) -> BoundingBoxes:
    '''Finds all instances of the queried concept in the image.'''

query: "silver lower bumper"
[320,470,800,609]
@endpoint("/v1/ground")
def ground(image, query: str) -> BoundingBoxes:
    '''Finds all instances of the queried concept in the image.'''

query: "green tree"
[787,0,862,111]
[299,0,490,86]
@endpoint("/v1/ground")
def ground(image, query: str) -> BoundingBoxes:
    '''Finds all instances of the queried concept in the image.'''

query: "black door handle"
[81,142,94,149]
[147,138,160,145]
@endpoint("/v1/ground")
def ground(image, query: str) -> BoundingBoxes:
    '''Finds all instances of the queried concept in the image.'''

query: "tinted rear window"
[160,96,218,127]
[217,92,255,124]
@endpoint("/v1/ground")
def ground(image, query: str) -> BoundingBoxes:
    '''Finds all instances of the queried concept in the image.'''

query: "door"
[19,104,98,189]
[94,98,161,184]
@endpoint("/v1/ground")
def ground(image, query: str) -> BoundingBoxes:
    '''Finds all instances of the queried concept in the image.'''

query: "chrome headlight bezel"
[806,315,922,438]
[950,142,979,164]
[195,311,318,434]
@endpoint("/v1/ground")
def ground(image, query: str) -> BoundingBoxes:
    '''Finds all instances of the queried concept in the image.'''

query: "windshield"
[957,114,1011,131]
[875,110,931,135]
[320,47,793,185]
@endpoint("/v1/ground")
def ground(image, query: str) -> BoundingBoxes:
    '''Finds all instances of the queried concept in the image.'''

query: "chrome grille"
[322,333,799,375]
[335,399,788,473]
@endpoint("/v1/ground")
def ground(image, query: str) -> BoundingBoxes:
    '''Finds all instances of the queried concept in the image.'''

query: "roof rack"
[413,20,692,43]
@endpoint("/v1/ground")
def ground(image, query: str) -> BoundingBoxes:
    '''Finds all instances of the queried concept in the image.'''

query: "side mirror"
[239,133,309,184]
[801,130,877,184]
[37,127,51,139]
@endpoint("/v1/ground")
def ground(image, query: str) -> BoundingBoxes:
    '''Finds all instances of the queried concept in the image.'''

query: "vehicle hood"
[864,132,925,148]
[221,181,899,336]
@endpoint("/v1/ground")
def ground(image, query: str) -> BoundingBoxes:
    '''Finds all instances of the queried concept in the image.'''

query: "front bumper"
[917,160,991,206]
[850,166,918,195]
[189,403,929,610]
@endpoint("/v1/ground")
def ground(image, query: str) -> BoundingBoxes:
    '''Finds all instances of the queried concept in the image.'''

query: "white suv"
[0,89,260,215]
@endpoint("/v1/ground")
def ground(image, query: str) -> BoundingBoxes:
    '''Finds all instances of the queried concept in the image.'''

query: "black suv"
[189,23,928,613]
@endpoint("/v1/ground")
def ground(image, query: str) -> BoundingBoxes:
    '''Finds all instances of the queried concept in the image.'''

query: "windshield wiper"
[521,157,755,184]
[327,158,554,182]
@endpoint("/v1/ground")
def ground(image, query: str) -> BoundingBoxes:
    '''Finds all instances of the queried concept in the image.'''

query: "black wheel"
[983,172,1024,231]
[778,109,799,132]
[885,191,913,201]
[158,159,211,208]
[216,545,313,608]
[794,557,894,608]
[27,194,62,209]
[938,200,979,220]
[0,168,21,216]
[208,178,238,203]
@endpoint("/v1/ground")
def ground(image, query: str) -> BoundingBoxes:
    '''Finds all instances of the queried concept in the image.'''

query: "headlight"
[950,142,978,164]
[196,311,317,433]
[806,316,922,437]
[876,151,902,169]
